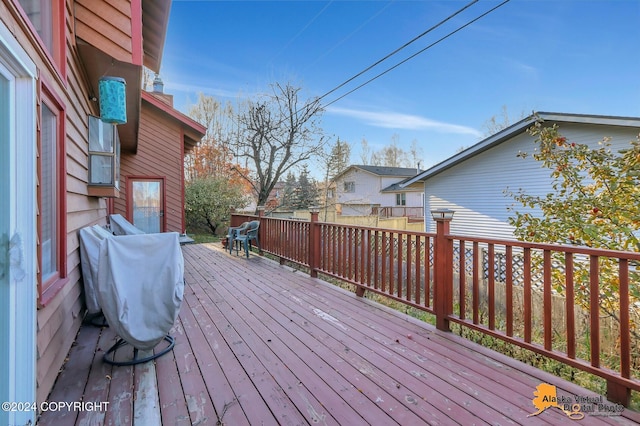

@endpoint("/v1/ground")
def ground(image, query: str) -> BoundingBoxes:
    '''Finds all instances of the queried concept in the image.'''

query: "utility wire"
[271,1,335,62]
[316,0,479,104]
[308,0,397,69]
[322,0,511,109]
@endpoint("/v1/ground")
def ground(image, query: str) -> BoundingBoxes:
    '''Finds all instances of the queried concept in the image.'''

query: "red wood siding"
[1,0,116,403]
[115,103,185,233]
[74,0,134,63]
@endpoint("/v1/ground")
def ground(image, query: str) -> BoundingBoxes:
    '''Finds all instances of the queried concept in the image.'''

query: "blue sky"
[162,0,640,173]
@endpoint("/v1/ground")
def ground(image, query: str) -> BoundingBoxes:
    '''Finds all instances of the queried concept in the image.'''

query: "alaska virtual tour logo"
[528,383,625,420]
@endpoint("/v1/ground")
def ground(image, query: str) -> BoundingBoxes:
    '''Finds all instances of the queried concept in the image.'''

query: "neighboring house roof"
[334,165,421,181]
[401,111,640,187]
[380,176,424,193]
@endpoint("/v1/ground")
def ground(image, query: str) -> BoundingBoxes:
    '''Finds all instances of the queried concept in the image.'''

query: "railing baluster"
[347,227,352,279]
[459,240,466,321]
[505,245,513,337]
[397,233,403,299]
[341,227,347,278]
[389,232,395,296]
[543,249,552,350]
[590,255,600,368]
[358,229,368,283]
[619,258,630,379]
[374,230,379,290]
[406,235,412,302]
[424,235,431,308]
[415,235,421,305]
[381,231,387,293]
[524,248,532,343]
[565,253,575,358]
[488,243,495,330]
[610,258,632,406]
[472,242,479,324]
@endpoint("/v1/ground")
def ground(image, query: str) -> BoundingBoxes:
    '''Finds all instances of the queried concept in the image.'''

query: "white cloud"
[327,107,482,137]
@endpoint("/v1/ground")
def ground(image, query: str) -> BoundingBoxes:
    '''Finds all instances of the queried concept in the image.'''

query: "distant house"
[401,112,640,239]
[334,165,423,217]
[0,1,188,421]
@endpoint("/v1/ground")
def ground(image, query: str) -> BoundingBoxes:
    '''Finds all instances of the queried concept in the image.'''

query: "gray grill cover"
[79,225,115,315]
[109,214,145,236]
[96,232,184,350]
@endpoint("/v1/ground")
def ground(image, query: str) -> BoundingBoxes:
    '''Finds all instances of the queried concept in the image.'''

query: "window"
[38,90,66,303]
[396,193,406,206]
[18,0,63,69]
[88,115,120,197]
[40,103,56,281]
[343,181,355,193]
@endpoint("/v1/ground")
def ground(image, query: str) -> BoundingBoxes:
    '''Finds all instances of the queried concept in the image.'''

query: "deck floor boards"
[38,243,640,425]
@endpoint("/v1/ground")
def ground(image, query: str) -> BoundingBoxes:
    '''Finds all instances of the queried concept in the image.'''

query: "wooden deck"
[38,243,640,425]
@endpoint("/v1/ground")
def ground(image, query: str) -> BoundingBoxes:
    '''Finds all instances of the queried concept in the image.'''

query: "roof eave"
[401,111,640,187]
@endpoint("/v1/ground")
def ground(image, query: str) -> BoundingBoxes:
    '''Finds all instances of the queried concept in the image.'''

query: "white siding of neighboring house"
[336,168,423,216]
[337,170,394,214]
[424,123,639,239]
[403,191,424,208]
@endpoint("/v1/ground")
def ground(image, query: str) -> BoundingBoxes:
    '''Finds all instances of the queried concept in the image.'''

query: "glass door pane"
[132,179,162,233]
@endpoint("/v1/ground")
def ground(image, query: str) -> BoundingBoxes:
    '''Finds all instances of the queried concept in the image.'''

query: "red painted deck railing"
[230,212,640,406]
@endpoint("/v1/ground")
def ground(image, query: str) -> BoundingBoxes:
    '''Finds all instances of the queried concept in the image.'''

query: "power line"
[271,1,335,63]
[316,0,479,105]
[307,0,397,69]
[321,0,511,109]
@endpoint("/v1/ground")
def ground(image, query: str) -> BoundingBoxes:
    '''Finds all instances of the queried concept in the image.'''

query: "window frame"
[37,81,67,306]
[396,193,406,206]
[343,181,355,193]
[87,115,121,197]
[16,0,65,77]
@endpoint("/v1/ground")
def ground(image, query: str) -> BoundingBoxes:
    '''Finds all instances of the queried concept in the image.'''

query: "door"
[130,178,164,233]
[0,59,11,421]
[0,23,37,426]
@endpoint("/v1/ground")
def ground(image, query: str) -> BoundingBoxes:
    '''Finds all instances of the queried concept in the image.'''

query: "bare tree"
[367,134,417,168]
[321,138,351,215]
[325,137,351,181]
[481,105,528,138]
[360,138,372,165]
[409,139,423,169]
[379,134,408,167]
[235,83,325,209]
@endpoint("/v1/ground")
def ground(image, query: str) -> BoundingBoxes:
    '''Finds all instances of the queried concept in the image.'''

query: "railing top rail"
[449,233,640,260]
[319,221,436,237]
[233,213,640,259]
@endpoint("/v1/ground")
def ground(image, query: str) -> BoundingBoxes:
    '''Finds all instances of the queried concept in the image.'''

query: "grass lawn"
[187,232,219,244]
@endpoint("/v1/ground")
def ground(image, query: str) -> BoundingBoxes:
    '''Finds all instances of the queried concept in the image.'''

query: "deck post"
[257,205,265,255]
[309,207,320,278]
[432,209,454,332]
[607,380,630,407]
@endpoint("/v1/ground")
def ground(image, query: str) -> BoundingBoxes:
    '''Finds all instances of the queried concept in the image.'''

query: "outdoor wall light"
[98,76,127,124]
[430,208,455,221]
